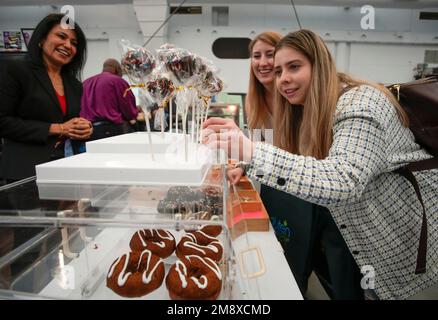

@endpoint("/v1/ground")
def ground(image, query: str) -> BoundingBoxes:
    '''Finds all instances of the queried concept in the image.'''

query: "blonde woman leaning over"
[230,31,360,299]
[204,29,438,300]
[230,30,364,299]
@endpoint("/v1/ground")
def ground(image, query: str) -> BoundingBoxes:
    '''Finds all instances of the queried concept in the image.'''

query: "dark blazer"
[0,60,82,180]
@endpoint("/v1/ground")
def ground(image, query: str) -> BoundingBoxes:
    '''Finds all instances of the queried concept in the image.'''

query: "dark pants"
[90,121,134,141]
[261,184,364,300]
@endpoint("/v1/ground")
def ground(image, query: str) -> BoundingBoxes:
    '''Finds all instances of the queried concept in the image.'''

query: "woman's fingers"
[227,168,244,185]
[201,125,239,142]
[68,125,93,140]
[203,124,236,133]
[202,117,233,129]
[61,118,93,140]
[231,175,240,185]
[203,129,233,146]
[204,129,254,161]
[78,117,92,125]
[71,123,90,130]
[202,118,254,161]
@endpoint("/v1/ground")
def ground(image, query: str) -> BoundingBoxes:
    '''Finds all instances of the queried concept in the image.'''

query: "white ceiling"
[173,0,438,8]
[0,0,130,5]
[0,0,437,8]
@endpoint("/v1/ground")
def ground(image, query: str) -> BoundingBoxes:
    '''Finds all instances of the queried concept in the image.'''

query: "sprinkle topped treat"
[121,47,156,82]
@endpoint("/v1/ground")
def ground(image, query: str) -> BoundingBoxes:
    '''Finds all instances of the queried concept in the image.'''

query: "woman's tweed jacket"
[247,85,438,299]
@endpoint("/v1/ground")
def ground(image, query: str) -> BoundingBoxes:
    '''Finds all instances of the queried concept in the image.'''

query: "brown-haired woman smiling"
[245,31,282,131]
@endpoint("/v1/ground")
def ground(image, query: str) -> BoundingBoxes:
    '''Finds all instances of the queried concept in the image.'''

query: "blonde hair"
[273,29,408,159]
[247,31,282,130]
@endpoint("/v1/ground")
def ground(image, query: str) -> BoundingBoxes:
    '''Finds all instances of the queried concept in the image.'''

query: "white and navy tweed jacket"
[247,85,438,300]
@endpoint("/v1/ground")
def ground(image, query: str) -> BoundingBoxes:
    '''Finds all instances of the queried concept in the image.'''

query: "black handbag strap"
[394,157,438,274]
[405,157,438,172]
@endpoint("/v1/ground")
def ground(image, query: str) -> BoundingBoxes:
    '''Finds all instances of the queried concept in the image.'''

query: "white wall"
[85,39,110,79]
[1,3,438,90]
[167,4,438,92]
[349,43,438,83]
[0,4,144,80]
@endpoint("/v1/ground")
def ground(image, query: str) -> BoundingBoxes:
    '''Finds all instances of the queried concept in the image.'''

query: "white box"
[36,145,213,186]
[85,132,189,154]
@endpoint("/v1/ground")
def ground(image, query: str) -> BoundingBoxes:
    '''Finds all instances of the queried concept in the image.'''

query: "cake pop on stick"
[120,45,156,83]
[160,47,204,87]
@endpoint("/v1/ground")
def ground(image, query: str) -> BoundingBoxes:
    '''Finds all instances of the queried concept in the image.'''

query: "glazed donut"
[130,229,176,259]
[166,255,222,300]
[197,225,222,237]
[106,249,165,298]
[176,231,223,261]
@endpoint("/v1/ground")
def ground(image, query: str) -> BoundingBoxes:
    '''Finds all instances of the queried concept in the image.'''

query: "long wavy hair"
[273,29,408,159]
[247,31,282,130]
[26,13,87,80]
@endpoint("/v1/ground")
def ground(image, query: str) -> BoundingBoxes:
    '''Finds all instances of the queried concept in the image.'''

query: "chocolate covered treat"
[197,71,224,97]
[121,47,155,81]
[157,199,181,214]
[146,76,174,105]
[161,48,205,85]
[157,186,222,217]
[166,186,204,202]
[157,199,206,214]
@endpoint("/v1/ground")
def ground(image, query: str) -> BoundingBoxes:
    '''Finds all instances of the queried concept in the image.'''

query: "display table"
[245,228,302,300]
[0,175,302,300]
[231,225,302,300]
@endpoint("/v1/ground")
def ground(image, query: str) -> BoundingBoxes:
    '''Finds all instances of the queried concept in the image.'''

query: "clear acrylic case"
[0,165,264,300]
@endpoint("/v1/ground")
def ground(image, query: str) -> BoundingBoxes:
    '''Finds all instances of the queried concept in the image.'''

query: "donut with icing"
[106,249,165,298]
[166,255,222,300]
[196,225,222,237]
[130,229,176,259]
[176,230,223,261]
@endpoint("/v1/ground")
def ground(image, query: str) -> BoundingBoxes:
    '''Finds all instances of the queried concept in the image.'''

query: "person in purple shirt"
[80,58,139,140]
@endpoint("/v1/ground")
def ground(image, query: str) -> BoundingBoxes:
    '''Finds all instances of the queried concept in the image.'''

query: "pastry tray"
[4,222,234,300]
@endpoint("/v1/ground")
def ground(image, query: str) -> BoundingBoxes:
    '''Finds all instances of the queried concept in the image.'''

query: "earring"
[38,43,42,48]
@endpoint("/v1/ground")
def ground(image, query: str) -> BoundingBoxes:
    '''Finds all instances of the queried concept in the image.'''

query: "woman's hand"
[227,167,245,185]
[64,117,93,140]
[201,117,254,162]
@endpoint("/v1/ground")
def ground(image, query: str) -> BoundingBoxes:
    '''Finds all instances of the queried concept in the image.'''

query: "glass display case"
[0,165,264,300]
